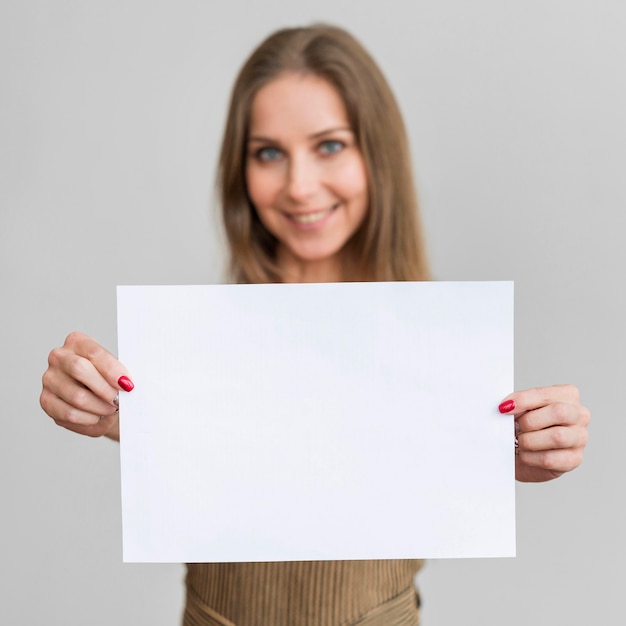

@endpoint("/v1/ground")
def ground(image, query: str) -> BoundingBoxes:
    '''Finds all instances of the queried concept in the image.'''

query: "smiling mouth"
[288,204,339,224]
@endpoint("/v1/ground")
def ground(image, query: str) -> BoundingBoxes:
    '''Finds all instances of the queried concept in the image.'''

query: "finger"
[68,331,135,391]
[63,331,134,392]
[43,368,118,416]
[49,332,134,401]
[57,412,119,439]
[517,447,585,474]
[48,347,121,407]
[40,387,114,428]
[498,384,581,415]
[516,402,591,433]
[518,425,589,452]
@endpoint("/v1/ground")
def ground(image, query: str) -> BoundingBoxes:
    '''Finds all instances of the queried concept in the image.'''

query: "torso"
[183,559,424,626]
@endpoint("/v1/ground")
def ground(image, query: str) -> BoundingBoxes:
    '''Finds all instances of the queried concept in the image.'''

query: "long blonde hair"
[218,24,429,283]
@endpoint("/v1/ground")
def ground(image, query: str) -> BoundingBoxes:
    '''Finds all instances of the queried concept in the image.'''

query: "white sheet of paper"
[117,282,515,563]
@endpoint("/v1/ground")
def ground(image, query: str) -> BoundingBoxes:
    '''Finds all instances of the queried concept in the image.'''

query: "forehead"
[248,73,350,137]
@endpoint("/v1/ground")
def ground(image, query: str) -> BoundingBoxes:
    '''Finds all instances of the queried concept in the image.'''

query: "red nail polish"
[118,375,134,392]
[499,399,515,413]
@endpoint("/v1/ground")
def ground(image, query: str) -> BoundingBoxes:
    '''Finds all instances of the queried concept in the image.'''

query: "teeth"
[292,211,327,224]
[290,205,337,224]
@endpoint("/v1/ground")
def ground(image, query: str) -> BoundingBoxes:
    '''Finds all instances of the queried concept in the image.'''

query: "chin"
[288,245,344,264]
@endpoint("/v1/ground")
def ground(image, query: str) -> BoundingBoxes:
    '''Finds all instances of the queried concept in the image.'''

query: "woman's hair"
[218,23,430,283]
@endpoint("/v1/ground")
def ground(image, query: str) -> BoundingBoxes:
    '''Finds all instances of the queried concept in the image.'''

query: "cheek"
[246,165,280,210]
[335,157,369,207]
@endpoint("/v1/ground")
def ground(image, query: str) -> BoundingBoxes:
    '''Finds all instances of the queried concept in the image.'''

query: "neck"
[278,250,345,284]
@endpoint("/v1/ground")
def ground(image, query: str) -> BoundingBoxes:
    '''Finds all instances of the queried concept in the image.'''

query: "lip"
[283,203,339,230]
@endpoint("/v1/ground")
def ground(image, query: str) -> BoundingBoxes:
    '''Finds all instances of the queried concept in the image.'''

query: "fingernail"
[118,376,134,392]
[113,392,119,407]
[499,399,515,413]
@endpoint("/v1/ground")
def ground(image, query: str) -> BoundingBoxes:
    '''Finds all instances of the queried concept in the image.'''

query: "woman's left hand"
[498,385,590,483]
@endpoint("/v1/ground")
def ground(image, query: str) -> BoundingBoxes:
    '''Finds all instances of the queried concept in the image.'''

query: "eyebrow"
[248,127,353,143]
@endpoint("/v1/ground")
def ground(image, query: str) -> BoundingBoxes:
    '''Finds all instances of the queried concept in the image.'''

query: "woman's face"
[245,73,369,282]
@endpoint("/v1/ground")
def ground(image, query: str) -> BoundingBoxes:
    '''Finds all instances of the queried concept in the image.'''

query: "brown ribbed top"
[183,560,423,626]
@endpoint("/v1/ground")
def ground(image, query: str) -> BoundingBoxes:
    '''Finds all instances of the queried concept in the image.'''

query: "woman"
[40,24,590,626]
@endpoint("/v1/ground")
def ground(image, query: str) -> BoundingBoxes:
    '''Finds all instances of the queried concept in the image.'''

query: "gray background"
[1,0,623,624]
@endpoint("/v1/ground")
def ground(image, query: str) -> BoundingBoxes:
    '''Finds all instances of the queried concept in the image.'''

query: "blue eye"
[319,140,344,156]
[256,147,283,162]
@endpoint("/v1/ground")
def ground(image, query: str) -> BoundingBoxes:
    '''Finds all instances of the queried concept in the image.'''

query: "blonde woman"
[40,24,590,626]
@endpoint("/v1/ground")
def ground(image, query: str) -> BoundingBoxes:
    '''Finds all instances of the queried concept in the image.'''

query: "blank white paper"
[117,281,515,563]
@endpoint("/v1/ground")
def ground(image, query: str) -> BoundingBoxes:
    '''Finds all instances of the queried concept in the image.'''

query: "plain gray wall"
[2,0,624,624]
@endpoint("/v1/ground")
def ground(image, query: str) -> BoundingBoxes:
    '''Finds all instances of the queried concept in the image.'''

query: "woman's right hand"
[40,331,134,441]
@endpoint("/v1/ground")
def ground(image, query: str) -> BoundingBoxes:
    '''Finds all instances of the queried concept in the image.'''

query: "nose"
[286,154,319,203]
